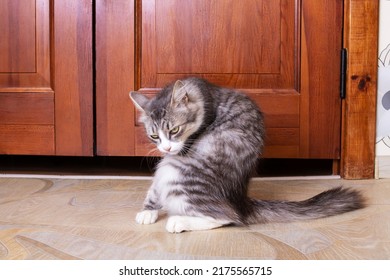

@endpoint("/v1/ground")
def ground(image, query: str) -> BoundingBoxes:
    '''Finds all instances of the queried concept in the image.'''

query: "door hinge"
[340,48,348,99]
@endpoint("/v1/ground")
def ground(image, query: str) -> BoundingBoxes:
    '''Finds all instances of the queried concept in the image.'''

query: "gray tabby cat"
[130,77,365,233]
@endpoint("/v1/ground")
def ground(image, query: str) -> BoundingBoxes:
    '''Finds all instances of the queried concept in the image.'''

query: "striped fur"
[130,78,365,233]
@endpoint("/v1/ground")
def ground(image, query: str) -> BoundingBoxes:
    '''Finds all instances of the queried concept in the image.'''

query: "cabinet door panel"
[0,0,93,156]
[155,0,280,74]
[54,0,93,156]
[137,0,342,158]
[96,0,135,156]
[141,0,296,89]
[0,0,54,155]
[0,0,50,90]
[0,0,36,73]
[97,0,342,159]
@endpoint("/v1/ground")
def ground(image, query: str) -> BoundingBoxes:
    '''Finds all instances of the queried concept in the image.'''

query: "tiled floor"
[0,177,389,259]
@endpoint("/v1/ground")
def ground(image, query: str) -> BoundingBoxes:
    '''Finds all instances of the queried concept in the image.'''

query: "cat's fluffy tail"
[247,187,366,224]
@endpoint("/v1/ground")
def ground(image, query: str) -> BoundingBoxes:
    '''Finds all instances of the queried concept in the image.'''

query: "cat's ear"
[171,80,188,106]
[129,91,150,112]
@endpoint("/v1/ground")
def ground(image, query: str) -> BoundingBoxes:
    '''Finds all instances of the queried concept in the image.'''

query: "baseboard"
[376,156,390,179]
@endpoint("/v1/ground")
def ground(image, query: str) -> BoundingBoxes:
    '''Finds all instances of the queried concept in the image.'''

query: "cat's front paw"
[165,216,187,233]
[135,210,158,224]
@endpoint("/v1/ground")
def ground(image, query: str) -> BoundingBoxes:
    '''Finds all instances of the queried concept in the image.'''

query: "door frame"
[341,0,379,179]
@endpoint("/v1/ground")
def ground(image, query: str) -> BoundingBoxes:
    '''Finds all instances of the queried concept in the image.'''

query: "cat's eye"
[170,126,180,135]
[150,134,159,140]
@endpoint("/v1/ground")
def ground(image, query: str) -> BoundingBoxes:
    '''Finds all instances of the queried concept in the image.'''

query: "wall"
[376,0,390,177]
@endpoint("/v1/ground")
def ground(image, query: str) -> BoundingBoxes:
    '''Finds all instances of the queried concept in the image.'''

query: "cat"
[129,77,365,233]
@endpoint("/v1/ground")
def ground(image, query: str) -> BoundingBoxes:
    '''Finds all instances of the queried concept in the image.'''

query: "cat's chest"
[153,157,193,215]
[153,157,182,198]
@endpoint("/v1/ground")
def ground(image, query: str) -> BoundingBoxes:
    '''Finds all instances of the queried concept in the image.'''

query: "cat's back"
[187,77,263,128]
[188,79,265,157]
[209,85,264,137]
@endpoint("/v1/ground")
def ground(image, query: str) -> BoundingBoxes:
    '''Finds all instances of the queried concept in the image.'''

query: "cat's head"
[130,80,205,155]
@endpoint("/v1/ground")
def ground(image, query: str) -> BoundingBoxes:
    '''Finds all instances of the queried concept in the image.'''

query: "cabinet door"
[96,0,136,156]
[0,0,93,155]
[96,0,342,159]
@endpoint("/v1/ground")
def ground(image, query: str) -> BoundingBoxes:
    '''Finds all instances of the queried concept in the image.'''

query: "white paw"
[135,210,158,224]
[165,216,187,233]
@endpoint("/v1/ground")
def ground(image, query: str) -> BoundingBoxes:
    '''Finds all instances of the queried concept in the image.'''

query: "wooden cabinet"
[1,0,378,179]
[0,0,93,155]
[96,0,343,159]
[0,0,375,173]
[1,0,342,158]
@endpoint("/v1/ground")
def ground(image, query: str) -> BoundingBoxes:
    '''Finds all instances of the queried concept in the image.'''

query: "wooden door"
[96,0,136,156]
[96,0,343,159]
[0,0,93,156]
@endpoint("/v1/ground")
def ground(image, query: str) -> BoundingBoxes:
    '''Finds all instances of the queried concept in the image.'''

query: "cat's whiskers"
[180,142,204,158]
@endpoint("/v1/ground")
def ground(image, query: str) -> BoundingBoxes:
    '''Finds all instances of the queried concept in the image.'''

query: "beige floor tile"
[0,177,389,259]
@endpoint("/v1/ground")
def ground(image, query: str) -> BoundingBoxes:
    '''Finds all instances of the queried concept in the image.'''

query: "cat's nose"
[163,146,171,152]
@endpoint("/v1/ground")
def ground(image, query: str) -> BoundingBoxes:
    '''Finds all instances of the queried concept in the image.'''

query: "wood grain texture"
[54,0,93,156]
[96,0,136,156]
[155,0,280,74]
[0,125,54,155]
[341,0,379,179]
[0,93,54,125]
[0,0,35,72]
[0,177,387,259]
[300,0,343,158]
[0,0,94,156]
[0,0,55,155]
[0,0,51,90]
[130,0,342,159]
[140,0,296,89]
